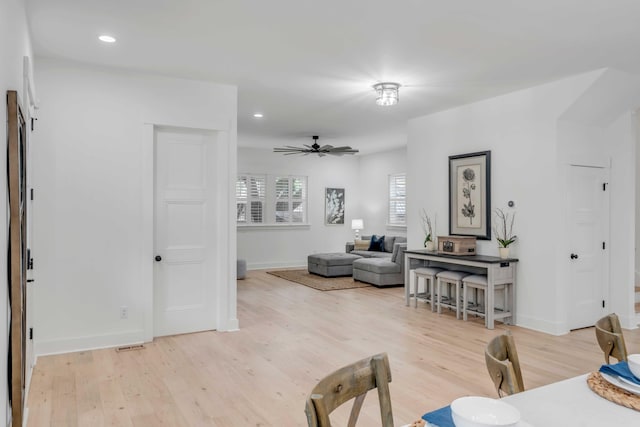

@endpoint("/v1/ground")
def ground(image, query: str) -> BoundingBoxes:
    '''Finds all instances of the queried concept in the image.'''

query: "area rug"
[266,269,370,291]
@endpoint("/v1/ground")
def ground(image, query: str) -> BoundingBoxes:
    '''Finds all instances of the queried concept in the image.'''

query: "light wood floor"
[27,270,640,426]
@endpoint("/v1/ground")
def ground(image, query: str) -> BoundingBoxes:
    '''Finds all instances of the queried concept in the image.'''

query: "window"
[236,174,307,225]
[275,176,307,223]
[236,174,266,224]
[388,173,406,226]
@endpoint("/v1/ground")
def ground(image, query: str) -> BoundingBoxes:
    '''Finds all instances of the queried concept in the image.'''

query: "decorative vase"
[425,241,435,251]
[499,247,510,259]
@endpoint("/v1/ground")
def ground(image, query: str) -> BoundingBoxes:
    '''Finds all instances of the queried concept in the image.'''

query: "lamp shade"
[351,219,364,230]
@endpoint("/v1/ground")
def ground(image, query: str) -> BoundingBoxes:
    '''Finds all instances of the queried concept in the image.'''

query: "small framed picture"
[449,151,491,240]
[325,188,345,225]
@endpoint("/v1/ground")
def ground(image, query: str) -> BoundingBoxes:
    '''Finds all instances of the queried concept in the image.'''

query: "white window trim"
[236,173,308,226]
[236,174,266,224]
[388,173,407,226]
[237,223,311,230]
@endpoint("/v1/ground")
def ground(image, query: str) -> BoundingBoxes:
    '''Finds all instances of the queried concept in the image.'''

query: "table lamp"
[351,219,363,241]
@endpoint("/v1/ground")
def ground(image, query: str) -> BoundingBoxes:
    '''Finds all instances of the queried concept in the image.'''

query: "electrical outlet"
[120,306,128,319]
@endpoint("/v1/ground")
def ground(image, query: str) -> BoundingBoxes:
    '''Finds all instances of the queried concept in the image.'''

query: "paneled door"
[154,127,217,337]
[568,165,608,330]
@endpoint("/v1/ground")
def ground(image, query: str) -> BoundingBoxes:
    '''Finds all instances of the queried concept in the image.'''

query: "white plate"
[402,418,534,427]
[600,372,640,396]
[451,396,520,427]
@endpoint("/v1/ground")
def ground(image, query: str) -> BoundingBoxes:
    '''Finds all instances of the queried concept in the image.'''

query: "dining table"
[422,373,639,426]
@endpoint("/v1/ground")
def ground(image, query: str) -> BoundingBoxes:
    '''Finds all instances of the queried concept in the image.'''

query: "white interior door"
[154,127,217,337]
[568,165,608,330]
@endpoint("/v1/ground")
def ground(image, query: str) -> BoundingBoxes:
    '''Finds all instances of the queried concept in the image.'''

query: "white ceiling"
[25,0,640,154]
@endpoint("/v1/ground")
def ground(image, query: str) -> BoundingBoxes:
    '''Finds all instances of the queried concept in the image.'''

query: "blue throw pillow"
[368,235,385,252]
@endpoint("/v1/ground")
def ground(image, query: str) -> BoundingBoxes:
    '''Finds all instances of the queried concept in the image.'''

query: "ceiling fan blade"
[274,137,359,156]
[328,146,359,153]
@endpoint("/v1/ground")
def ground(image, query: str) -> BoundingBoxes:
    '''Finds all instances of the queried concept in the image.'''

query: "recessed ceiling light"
[99,35,116,43]
[253,113,264,118]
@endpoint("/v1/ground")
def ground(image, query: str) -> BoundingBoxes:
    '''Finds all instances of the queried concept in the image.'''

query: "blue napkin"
[599,361,640,386]
[422,405,454,427]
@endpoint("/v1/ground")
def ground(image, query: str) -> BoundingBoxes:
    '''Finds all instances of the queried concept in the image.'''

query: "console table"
[404,250,519,329]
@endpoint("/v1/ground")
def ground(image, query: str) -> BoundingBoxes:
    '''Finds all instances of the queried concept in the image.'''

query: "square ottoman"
[308,253,362,277]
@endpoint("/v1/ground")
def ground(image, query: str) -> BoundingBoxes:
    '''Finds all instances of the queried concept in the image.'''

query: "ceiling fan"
[273,136,359,157]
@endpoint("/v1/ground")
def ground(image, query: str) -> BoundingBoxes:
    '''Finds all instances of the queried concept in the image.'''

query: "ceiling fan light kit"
[273,136,359,157]
[373,82,401,106]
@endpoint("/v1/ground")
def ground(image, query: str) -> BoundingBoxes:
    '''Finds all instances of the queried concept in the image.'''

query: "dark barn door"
[7,90,27,427]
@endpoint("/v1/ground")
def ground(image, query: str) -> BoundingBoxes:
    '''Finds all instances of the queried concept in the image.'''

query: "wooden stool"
[436,270,470,319]
[462,274,511,326]
[412,267,444,310]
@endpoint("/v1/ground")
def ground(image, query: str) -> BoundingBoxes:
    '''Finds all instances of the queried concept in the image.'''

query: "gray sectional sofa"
[347,235,407,287]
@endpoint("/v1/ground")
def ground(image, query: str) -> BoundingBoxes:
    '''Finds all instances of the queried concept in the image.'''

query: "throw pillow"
[354,239,369,250]
[391,243,401,263]
[368,235,385,252]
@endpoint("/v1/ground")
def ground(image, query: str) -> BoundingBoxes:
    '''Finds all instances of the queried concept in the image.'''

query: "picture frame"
[448,151,491,240]
[325,187,345,225]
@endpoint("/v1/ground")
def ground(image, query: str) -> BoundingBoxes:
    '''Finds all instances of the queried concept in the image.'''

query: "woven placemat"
[587,372,640,411]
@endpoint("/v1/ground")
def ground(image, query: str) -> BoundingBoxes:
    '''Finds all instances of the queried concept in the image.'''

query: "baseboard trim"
[220,317,239,331]
[35,329,146,357]
[248,261,307,270]
[515,314,568,336]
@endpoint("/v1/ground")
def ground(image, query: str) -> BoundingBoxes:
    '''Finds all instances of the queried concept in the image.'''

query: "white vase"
[499,247,510,259]
[425,241,435,251]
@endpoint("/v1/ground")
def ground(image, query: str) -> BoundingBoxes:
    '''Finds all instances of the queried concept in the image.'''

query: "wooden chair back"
[485,332,525,397]
[595,313,628,364]
[305,353,393,427]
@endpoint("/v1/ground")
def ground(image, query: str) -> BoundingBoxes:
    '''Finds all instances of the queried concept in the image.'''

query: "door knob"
[155,255,162,262]
[570,253,579,260]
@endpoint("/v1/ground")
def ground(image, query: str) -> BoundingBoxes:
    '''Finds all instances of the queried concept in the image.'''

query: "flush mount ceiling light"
[98,35,116,43]
[373,82,401,106]
[253,113,264,118]
[274,136,359,157]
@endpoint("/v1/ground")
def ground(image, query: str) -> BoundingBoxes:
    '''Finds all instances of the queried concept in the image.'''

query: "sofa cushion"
[393,243,407,266]
[308,253,361,266]
[383,236,394,252]
[354,239,370,250]
[368,235,385,252]
[350,250,392,258]
[353,258,400,274]
[391,243,401,263]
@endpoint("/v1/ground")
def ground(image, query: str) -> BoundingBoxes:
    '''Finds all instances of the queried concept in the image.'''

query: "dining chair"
[485,332,525,397]
[305,353,393,427]
[595,313,628,364]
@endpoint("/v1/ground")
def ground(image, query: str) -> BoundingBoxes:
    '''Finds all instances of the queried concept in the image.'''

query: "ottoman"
[237,259,247,280]
[308,253,362,277]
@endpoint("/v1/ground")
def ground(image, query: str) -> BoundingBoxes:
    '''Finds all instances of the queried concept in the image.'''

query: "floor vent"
[115,344,145,352]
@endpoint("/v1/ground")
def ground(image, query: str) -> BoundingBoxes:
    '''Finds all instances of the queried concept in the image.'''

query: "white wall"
[606,112,637,326]
[358,147,407,237]
[407,70,621,335]
[33,58,238,355]
[237,147,360,269]
[0,0,34,423]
